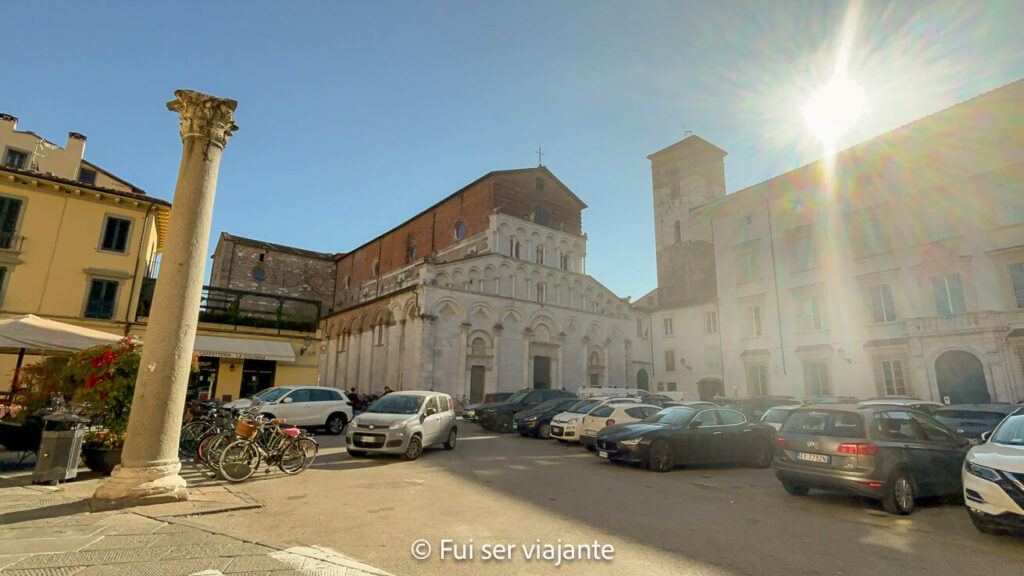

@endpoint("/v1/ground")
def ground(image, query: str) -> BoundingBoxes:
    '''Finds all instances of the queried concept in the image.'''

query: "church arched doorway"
[636,368,649,392]
[935,350,990,404]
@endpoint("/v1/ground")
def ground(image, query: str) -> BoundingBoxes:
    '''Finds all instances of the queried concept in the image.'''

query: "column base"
[91,461,189,512]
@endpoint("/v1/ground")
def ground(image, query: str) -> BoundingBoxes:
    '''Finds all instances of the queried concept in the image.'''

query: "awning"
[0,314,122,354]
[193,335,296,362]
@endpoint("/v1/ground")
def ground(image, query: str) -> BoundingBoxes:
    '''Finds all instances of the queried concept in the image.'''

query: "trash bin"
[32,413,89,485]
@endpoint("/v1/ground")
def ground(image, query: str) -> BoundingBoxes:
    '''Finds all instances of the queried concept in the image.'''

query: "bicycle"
[218,413,318,482]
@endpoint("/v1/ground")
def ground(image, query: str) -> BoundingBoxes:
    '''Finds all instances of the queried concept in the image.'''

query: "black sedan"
[512,397,584,438]
[595,406,777,472]
[933,403,1018,443]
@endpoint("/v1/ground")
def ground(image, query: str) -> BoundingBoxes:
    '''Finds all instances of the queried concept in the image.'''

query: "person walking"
[348,388,360,414]
[382,386,392,396]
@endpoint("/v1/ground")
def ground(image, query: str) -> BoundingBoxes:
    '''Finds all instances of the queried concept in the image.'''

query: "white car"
[244,386,353,435]
[963,407,1024,534]
[760,405,800,431]
[580,403,662,450]
[858,398,944,414]
[551,397,647,443]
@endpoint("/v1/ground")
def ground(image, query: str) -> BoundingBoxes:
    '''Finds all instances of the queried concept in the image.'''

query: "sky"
[5,1,1024,301]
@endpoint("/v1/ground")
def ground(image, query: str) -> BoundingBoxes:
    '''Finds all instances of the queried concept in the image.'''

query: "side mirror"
[282,397,293,404]
[689,420,701,430]
[980,430,992,442]
[425,407,437,416]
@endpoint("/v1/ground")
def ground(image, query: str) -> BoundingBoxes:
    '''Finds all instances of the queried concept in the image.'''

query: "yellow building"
[0,114,321,400]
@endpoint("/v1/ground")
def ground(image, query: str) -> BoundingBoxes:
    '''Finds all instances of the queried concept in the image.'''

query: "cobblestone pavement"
[0,464,394,576]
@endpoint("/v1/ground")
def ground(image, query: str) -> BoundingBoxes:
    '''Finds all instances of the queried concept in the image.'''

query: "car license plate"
[968,438,979,445]
[796,452,830,464]
[552,426,563,435]
[512,422,518,429]
[357,435,373,442]
[598,450,608,459]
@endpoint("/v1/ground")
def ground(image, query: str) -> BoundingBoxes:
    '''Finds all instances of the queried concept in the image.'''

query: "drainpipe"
[765,194,787,375]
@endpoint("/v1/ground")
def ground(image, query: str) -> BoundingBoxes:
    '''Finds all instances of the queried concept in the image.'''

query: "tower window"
[455,221,467,240]
[533,206,549,226]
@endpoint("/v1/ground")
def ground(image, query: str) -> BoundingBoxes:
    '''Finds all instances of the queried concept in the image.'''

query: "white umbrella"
[0,314,124,388]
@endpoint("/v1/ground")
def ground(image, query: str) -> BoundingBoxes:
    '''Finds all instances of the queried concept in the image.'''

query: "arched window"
[589,350,602,367]
[513,241,521,259]
[674,221,681,244]
[372,259,380,276]
[536,283,545,304]
[407,242,417,262]
[533,206,549,226]
[535,245,544,265]
[344,275,351,289]
[471,337,486,356]
[455,221,467,240]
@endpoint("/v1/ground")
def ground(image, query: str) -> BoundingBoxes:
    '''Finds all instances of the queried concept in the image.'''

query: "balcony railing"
[136,278,322,334]
[0,232,25,252]
[905,309,1024,335]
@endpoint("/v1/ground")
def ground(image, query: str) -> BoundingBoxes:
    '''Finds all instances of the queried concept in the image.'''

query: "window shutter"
[932,277,951,316]
[948,274,966,314]
[1010,263,1024,308]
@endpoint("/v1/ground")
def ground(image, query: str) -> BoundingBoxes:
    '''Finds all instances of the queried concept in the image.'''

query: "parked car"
[221,387,280,410]
[802,396,860,405]
[477,389,576,432]
[719,395,800,420]
[641,394,677,407]
[551,399,607,443]
[346,391,457,460]
[774,405,970,514]
[858,398,943,415]
[512,397,582,439]
[462,392,514,421]
[576,386,646,399]
[596,405,777,471]
[962,407,1024,534]
[761,404,801,431]
[665,401,719,409]
[244,386,353,435]
[580,403,661,450]
[933,404,1018,443]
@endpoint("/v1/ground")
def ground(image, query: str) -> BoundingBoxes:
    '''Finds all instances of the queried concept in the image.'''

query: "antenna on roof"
[536,146,545,167]
[682,124,694,138]
[30,138,60,171]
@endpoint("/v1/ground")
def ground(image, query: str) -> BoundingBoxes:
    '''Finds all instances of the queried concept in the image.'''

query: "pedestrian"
[382,386,392,396]
[348,388,360,414]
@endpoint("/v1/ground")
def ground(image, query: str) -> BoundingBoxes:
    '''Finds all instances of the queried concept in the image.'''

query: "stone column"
[93,90,236,510]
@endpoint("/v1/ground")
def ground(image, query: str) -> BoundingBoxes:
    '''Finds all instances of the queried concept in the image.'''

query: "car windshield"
[991,414,1024,446]
[506,392,529,404]
[534,398,568,412]
[644,407,697,425]
[762,408,791,424]
[252,388,276,400]
[258,388,291,403]
[367,394,425,415]
[782,410,866,438]
[572,400,601,414]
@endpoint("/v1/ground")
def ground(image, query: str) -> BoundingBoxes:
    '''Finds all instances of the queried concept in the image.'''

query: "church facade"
[317,167,652,402]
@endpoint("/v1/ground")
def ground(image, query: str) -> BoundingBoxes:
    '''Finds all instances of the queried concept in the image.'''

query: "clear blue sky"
[6,1,1024,300]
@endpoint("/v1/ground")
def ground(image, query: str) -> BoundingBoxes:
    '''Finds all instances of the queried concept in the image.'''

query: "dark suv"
[774,404,970,514]
[476,389,576,433]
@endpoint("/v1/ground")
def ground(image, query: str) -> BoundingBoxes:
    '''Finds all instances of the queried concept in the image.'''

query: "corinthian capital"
[166,89,238,148]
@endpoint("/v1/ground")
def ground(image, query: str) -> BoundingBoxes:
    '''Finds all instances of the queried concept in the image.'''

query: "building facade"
[320,167,651,402]
[652,78,1024,404]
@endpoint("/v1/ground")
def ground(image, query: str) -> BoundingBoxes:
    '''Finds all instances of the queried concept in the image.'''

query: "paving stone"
[0,536,100,555]
[0,524,106,540]
[222,554,294,573]
[0,567,82,576]
[97,514,166,535]
[152,543,232,560]
[215,542,275,557]
[0,554,29,570]
[7,547,159,569]
[153,523,206,535]
[82,534,165,550]
[90,557,231,576]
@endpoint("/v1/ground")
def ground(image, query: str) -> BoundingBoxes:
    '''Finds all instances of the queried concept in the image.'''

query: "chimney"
[0,113,17,132]
[66,131,87,162]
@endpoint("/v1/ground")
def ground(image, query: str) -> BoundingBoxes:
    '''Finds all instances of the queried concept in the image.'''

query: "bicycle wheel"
[179,422,211,457]
[198,431,233,479]
[279,436,318,475]
[219,440,261,482]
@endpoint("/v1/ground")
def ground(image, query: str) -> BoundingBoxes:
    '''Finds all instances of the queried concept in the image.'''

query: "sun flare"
[802,70,866,154]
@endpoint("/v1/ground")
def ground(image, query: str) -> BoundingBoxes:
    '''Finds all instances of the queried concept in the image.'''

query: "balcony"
[0,232,25,252]
[904,309,1024,336]
[136,278,322,334]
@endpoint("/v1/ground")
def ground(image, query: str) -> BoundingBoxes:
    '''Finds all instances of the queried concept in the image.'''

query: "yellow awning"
[193,335,296,362]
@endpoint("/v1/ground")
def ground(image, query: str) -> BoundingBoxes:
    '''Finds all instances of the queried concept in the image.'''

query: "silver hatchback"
[346,391,458,460]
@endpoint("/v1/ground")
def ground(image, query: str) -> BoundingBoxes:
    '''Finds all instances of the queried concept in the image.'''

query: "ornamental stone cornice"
[166,89,238,148]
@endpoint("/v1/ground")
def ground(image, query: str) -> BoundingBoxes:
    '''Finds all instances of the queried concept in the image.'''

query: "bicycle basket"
[235,418,258,439]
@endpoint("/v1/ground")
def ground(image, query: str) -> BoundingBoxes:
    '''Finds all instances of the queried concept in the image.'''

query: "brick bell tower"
[648,135,727,307]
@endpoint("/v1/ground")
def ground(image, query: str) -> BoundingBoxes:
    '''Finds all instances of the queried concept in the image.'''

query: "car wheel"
[538,422,552,439]
[882,468,916,515]
[401,435,423,460]
[497,414,513,434]
[347,449,366,458]
[444,428,457,450]
[781,479,810,496]
[751,439,774,468]
[325,413,348,435]
[648,440,674,473]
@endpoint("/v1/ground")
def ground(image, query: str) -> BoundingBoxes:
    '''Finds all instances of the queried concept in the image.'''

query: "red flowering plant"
[12,337,141,450]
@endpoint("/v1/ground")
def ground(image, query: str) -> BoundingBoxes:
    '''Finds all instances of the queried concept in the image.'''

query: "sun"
[802,70,865,154]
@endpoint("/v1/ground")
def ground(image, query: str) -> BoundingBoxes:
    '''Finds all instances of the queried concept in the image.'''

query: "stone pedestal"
[92,90,237,511]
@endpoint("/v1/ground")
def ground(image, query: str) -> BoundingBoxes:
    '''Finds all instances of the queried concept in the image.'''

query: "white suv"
[551,397,645,443]
[251,386,353,435]
[963,407,1024,534]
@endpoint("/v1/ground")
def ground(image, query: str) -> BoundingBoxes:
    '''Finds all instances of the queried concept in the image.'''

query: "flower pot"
[82,446,121,475]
